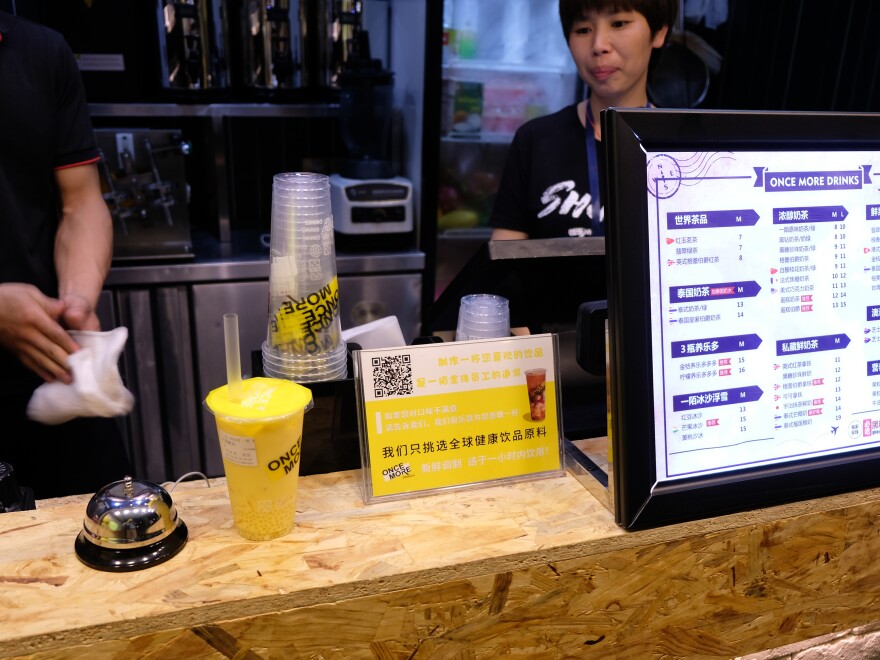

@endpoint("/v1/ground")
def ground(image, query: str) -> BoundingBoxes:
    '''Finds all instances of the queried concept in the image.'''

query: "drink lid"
[206,377,313,420]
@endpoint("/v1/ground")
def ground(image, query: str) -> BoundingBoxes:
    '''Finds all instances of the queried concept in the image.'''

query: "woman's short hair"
[559,0,679,40]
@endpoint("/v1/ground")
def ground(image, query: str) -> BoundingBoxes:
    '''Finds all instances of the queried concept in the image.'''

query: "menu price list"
[646,151,880,479]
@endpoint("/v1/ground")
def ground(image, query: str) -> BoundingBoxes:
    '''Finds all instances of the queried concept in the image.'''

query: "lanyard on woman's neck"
[585,102,602,236]
[585,100,651,236]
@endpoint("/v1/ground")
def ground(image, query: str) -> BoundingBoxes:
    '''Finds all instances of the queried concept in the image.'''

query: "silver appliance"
[329,7,414,248]
[330,174,414,248]
[95,128,194,261]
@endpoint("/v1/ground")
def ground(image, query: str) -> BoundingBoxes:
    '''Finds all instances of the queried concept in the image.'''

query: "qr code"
[372,354,413,398]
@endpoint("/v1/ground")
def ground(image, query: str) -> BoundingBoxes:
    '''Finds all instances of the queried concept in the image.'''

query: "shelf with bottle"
[441,132,514,145]
[436,136,509,234]
[442,59,574,76]
[440,68,577,143]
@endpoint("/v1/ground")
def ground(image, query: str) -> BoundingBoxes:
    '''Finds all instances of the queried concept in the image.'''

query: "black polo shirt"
[0,11,99,394]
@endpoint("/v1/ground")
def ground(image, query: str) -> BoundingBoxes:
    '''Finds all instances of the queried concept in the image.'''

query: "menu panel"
[647,150,880,480]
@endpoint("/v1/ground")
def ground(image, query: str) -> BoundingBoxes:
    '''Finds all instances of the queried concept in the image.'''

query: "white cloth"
[26,327,134,425]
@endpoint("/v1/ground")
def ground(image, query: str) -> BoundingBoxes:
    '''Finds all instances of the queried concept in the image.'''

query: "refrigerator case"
[429,0,579,298]
[418,1,605,444]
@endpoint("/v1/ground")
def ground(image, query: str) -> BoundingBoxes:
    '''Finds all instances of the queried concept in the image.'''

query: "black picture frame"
[603,107,880,529]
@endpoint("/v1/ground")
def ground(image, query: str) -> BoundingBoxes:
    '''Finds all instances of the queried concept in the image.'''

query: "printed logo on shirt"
[539,180,594,219]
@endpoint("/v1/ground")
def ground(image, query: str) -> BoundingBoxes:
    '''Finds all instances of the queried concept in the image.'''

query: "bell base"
[74,521,188,572]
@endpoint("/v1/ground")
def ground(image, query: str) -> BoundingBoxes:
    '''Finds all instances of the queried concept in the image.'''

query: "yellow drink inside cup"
[205,377,313,541]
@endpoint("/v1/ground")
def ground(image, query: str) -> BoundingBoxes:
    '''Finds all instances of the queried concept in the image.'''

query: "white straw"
[224,313,243,403]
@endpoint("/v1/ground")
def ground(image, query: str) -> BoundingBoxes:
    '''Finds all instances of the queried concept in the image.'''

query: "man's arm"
[0,283,78,383]
[491,227,529,240]
[53,162,113,332]
[0,163,107,384]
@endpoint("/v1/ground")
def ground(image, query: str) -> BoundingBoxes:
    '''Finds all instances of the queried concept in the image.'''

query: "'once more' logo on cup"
[270,276,341,354]
[267,439,302,476]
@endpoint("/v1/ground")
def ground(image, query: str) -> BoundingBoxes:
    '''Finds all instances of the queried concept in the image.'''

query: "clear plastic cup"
[262,341,348,383]
[457,331,510,341]
[267,214,328,232]
[457,319,510,332]
[271,192,330,205]
[265,173,344,383]
[270,206,330,220]
[273,171,328,191]
[459,313,510,325]
[263,343,347,368]
[271,183,327,196]
[266,285,344,355]
[456,293,510,341]
[267,216,332,250]
[205,377,313,541]
[460,293,509,313]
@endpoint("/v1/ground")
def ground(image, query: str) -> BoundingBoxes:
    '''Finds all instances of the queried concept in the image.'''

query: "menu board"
[646,150,880,481]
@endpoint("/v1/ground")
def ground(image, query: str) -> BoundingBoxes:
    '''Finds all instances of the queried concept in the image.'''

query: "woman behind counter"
[490,0,677,240]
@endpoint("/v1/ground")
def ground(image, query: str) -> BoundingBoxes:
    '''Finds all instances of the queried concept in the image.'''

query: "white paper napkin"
[26,327,135,425]
[341,316,406,349]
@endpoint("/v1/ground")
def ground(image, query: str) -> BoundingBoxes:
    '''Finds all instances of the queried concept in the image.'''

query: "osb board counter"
[3,469,880,658]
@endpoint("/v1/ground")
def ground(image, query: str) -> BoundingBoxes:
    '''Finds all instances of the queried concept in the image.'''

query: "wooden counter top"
[4,467,880,658]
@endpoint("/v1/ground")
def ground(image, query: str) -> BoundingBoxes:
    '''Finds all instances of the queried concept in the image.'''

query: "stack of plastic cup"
[262,172,347,383]
[456,294,511,341]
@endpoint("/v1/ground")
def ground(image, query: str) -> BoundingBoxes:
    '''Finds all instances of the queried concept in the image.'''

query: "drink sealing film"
[206,377,313,421]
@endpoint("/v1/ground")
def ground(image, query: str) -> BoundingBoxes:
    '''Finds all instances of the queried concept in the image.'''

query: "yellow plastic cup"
[205,377,313,541]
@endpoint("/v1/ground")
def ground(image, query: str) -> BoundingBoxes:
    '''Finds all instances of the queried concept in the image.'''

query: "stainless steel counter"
[106,248,425,286]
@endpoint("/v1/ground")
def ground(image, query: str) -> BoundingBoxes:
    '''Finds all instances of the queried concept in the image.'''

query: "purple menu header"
[755,165,871,192]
